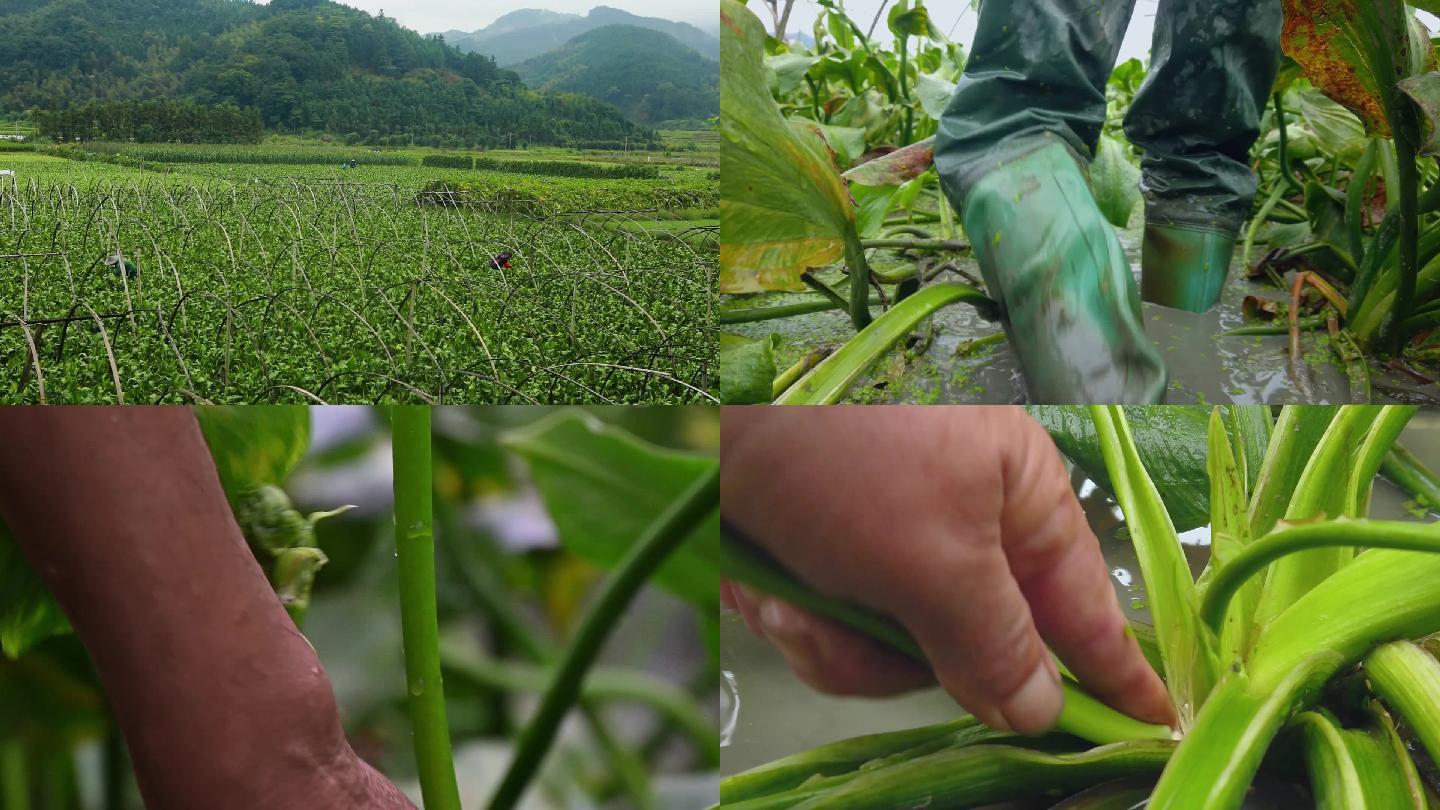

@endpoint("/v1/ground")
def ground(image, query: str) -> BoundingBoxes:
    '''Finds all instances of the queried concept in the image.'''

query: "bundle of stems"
[720,405,1440,809]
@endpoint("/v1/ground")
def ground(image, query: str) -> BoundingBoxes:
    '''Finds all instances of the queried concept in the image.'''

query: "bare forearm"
[0,407,412,809]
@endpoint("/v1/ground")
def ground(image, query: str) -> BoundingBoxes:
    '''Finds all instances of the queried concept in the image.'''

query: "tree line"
[35,100,264,143]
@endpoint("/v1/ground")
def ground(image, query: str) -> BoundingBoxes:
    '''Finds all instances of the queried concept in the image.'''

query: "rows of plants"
[0,173,715,404]
[48,142,415,166]
[722,404,1440,807]
[718,0,1440,404]
[418,155,664,180]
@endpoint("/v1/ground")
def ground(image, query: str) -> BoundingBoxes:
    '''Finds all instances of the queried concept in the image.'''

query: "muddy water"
[724,218,1436,404]
[719,414,1440,803]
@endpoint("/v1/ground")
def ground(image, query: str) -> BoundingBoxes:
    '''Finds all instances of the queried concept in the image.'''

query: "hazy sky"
[254,0,718,35]
[782,0,1440,61]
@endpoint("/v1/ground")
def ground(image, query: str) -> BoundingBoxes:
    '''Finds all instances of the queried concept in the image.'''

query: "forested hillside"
[439,6,718,67]
[512,26,718,124]
[0,0,656,146]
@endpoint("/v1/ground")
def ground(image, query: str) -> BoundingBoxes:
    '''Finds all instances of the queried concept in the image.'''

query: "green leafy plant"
[721,405,1440,807]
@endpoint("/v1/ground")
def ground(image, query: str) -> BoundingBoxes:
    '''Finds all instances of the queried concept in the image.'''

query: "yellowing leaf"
[720,0,857,293]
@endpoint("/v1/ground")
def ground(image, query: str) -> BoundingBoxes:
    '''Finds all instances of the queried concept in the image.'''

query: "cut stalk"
[789,740,1176,810]
[1381,444,1440,512]
[1153,548,1440,806]
[1365,640,1440,768]
[487,462,720,810]
[720,717,983,803]
[390,406,462,810]
[774,281,991,404]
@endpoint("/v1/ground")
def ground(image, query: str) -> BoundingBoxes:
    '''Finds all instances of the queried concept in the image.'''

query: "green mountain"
[438,6,719,67]
[512,26,717,125]
[0,0,656,147]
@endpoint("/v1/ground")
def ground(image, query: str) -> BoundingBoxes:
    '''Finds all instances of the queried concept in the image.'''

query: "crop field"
[0,145,717,403]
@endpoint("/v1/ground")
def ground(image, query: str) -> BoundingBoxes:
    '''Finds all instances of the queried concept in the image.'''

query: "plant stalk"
[486,463,720,810]
[391,406,462,810]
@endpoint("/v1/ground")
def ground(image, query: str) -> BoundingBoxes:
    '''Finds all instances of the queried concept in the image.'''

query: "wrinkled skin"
[0,408,413,810]
[933,0,1281,391]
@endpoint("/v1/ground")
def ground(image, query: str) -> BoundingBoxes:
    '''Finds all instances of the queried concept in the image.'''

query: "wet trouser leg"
[934,0,1166,403]
[1125,0,1283,312]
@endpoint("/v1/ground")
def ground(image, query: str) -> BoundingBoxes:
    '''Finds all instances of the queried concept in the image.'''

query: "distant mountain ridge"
[436,6,719,66]
[511,25,718,124]
[0,0,655,146]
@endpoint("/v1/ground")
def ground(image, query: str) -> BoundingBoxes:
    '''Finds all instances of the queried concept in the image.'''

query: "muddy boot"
[1127,0,1282,313]
[961,138,1167,403]
[1140,225,1237,313]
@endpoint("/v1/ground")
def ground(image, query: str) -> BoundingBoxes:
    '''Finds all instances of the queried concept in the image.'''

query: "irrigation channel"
[724,215,1438,405]
[0,176,715,403]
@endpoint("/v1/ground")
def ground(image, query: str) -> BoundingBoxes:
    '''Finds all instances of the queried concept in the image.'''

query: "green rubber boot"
[1140,224,1236,313]
[962,140,1167,403]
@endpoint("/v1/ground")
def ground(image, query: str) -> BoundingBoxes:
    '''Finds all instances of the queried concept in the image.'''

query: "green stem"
[1394,120,1421,355]
[440,650,719,763]
[860,238,969,252]
[390,406,462,810]
[899,38,912,146]
[775,282,991,404]
[1216,314,1326,337]
[1240,182,1287,276]
[1365,640,1440,768]
[1381,444,1440,512]
[1274,92,1302,194]
[437,508,653,806]
[720,526,1173,744]
[773,351,827,400]
[844,228,874,330]
[486,463,720,810]
[1,741,27,810]
[1201,519,1440,633]
[719,295,882,325]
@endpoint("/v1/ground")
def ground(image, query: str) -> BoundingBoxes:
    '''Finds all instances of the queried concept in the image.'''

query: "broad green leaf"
[886,0,938,40]
[1029,405,1242,533]
[815,123,867,168]
[195,405,310,506]
[1247,405,1339,537]
[1201,409,1256,663]
[721,0,858,293]
[1397,71,1440,155]
[765,52,821,97]
[1293,87,1368,163]
[1090,135,1141,228]
[915,71,956,120]
[1088,406,1215,730]
[841,136,935,185]
[0,526,70,659]
[720,333,781,404]
[1257,407,1383,623]
[500,410,718,610]
[851,183,900,237]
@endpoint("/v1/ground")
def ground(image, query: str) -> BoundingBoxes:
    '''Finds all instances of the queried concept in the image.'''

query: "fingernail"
[759,598,799,637]
[999,660,1064,736]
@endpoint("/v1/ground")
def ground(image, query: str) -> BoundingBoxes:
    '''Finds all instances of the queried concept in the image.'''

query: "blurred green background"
[0,405,719,810]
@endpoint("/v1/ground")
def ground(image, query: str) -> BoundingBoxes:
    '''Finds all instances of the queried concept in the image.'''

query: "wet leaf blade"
[1088,406,1214,726]
[721,0,857,294]
[500,410,718,609]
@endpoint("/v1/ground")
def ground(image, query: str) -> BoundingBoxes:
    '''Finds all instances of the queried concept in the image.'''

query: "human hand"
[721,405,1176,735]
